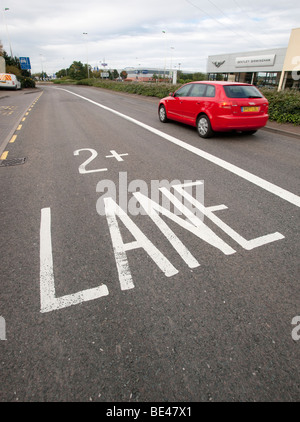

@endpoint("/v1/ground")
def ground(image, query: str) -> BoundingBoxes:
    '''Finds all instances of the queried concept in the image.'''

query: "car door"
[180,83,207,123]
[167,83,193,121]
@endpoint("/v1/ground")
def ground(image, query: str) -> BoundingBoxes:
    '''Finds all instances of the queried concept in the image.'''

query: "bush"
[260,88,300,125]
[74,79,181,98]
[19,76,36,88]
[52,78,77,85]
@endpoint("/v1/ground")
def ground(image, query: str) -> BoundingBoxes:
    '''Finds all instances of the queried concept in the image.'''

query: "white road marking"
[56,87,300,208]
[133,191,235,256]
[171,182,284,250]
[104,197,178,291]
[106,150,129,162]
[74,148,108,174]
[40,208,109,312]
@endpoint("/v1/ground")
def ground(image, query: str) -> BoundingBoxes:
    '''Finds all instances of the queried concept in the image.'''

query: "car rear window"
[223,85,263,99]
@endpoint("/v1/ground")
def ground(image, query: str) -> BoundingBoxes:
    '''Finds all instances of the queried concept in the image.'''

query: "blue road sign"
[19,57,31,70]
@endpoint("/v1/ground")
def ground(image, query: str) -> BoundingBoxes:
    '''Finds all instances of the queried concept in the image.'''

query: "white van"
[0,73,21,90]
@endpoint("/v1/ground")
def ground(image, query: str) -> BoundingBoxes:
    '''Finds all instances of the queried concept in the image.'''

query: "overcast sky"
[1,0,300,75]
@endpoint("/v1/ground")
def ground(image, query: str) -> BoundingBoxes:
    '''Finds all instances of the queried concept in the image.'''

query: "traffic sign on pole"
[19,57,31,70]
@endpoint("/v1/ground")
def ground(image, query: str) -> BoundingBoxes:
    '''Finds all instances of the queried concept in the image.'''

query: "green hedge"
[260,88,300,125]
[70,79,181,98]
[52,79,300,125]
[19,76,36,88]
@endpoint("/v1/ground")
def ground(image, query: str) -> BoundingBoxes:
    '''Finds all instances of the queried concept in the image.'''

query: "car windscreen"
[223,85,263,99]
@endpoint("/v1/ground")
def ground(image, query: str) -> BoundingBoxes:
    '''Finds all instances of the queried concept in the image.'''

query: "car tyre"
[197,115,213,138]
[159,105,168,123]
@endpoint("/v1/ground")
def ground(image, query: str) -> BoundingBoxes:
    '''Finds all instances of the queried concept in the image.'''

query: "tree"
[120,70,127,80]
[68,61,87,80]
[56,69,68,78]
[192,72,206,81]
[112,69,119,80]
[2,51,20,68]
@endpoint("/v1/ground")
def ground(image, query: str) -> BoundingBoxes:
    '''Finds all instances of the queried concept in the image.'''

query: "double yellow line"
[0,91,43,161]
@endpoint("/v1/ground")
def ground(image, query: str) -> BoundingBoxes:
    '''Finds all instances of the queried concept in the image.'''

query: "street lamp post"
[39,54,44,80]
[3,8,13,58]
[170,47,175,82]
[162,30,166,82]
[83,32,90,79]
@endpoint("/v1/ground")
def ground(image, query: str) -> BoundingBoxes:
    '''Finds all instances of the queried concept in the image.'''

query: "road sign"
[19,57,31,70]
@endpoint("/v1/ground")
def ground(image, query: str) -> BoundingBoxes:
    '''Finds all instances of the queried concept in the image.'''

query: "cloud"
[1,0,299,75]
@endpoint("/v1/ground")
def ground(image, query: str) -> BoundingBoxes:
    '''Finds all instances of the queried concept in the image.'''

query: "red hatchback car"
[158,81,269,138]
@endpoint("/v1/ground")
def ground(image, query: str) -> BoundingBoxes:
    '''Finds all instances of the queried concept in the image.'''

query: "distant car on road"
[0,73,21,90]
[158,81,269,138]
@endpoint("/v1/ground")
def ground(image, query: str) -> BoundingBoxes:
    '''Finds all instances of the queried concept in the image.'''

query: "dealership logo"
[212,60,225,68]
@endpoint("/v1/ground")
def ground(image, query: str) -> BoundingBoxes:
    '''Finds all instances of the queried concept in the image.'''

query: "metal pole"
[3,8,13,58]
[83,33,89,78]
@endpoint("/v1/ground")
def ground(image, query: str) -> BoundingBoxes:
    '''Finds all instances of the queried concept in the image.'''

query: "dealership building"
[124,67,173,82]
[207,27,300,90]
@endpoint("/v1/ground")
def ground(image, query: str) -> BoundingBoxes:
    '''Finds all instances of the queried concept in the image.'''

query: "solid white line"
[40,208,56,311]
[56,87,300,208]
[40,207,109,312]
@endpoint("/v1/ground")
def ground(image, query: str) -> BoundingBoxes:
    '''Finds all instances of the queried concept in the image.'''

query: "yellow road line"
[1,151,8,160]
[17,125,22,130]
[9,135,17,143]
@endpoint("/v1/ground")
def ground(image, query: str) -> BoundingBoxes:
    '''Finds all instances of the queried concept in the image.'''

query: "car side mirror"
[169,92,174,97]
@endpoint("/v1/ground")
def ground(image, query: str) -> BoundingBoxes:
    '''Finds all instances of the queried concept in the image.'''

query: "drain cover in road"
[0,157,27,167]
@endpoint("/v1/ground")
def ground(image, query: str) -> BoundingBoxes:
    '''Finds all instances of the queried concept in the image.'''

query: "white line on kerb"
[56,87,300,208]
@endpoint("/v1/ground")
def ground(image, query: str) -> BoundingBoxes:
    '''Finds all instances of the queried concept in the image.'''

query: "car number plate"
[242,106,259,112]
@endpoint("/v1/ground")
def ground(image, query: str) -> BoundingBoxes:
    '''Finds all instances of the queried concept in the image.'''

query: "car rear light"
[219,101,233,109]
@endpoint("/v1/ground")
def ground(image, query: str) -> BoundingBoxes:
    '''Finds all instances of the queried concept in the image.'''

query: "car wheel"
[159,105,168,123]
[197,115,213,138]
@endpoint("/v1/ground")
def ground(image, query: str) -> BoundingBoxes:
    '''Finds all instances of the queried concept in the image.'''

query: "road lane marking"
[104,181,284,292]
[56,88,300,208]
[0,151,8,160]
[171,182,284,250]
[106,150,129,162]
[74,148,108,174]
[104,197,178,290]
[40,207,109,312]
[9,135,17,143]
[17,125,22,131]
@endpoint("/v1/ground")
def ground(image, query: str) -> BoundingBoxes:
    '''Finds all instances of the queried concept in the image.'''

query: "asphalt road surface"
[0,85,299,402]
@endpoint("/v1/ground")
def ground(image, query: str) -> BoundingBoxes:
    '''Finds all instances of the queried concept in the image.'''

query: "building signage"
[235,54,276,68]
